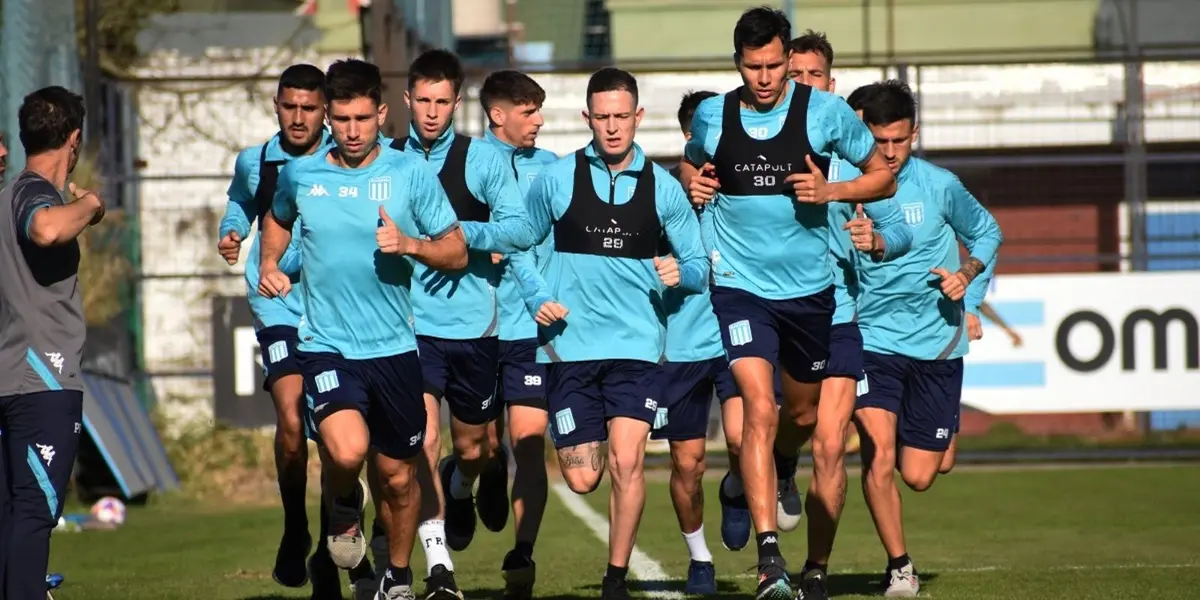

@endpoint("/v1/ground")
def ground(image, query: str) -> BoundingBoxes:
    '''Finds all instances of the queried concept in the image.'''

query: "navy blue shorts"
[257,325,302,391]
[651,358,738,441]
[825,322,865,380]
[418,335,501,425]
[297,350,427,460]
[855,351,963,452]
[547,360,662,449]
[497,339,547,410]
[710,285,834,383]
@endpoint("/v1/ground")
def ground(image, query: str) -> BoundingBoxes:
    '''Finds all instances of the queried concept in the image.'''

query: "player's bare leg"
[502,405,549,600]
[317,410,372,570]
[939,435,958,474]
[440,414,495,550]
[414,394,455,580]
[605,418,652,592]
[775,373,820,534]
[373,449,422,600]
[797,375,856,598]
[268,374,312,587]
[854,408,918,597]
[668,438,716,595]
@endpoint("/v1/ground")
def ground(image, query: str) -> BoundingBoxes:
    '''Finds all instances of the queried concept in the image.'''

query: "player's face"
[327,96,387,160]
[736,38,789,107]
[788,51,834,93]
[492,101,544,149]
[867,119,919,174]
[0,134,7,180]
[406,79,460,144]
[583,90,643,159]
[275,87,326,149]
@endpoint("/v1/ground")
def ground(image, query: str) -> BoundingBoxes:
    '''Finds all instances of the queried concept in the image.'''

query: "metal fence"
[97,54,1200,437]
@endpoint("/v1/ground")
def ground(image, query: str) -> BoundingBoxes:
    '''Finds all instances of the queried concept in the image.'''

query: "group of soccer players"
[216,6,1001,600]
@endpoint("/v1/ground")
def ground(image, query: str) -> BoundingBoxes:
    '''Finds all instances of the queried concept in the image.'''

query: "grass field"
[50,464,1200,600]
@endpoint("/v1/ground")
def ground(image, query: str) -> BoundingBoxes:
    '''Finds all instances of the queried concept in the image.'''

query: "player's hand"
[931,267,969,301]
[376,206,414,255]
[1008,330,1024,348]
[258,266,291,298]
[491,253,504,264]
[844,203,876,252]
[654,255,680,287]
[688,163,720,207]
[967,312,983,341]
[535,301,568,326]
[68,182,105,225]
[217,231,242,265]
[786,155,831,205]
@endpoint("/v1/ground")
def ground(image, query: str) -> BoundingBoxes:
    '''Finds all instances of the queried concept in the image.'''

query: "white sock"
[682,525,714,563]
[448,464,474,500]
[722,472,744,497]
[418,520,454,574]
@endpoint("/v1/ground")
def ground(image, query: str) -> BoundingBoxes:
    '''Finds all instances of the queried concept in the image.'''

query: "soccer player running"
[0,86,102,600]
[387,49,537,580]
[513,67,708,600]
[476,69,559,600]
[679,8,896,600]
[216,63,364,596]
[850,80,1001,597]
[257,58,470,600]
[783,33,915,599]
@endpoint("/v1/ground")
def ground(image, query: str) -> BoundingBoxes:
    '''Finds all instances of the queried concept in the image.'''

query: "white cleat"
[884,562,920,597]
[776,477,803,532]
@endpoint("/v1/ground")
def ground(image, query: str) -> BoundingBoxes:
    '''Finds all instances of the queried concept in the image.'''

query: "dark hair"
[586,67,639,106]
[408,49,465,95]
[789,30,834,68]
[677,90,718,131]
[480,70,546,114]
[278,63,325,97]
[733,6,790,58]
[324,59,383,104]
[846,83,881,112]
[18,86,85,156]
[860,79,917,127]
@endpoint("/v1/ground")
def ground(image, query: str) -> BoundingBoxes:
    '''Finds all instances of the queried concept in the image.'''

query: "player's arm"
[460,147,537,254]
[945,176,1003,306]
[262,163,299,272]
[964,255,998,316]
[824,100,897,203]
[277,218,304,276]
[863,198,913,261]
[219,149,256,240]
[659,180,708,293]
[511,171,557,314]
[21,183,104,247]
[404,164,469,271]
[679,102,721,205]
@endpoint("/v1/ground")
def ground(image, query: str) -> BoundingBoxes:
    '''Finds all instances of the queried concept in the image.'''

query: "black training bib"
[553,150,664,259]
[392,135,490,222]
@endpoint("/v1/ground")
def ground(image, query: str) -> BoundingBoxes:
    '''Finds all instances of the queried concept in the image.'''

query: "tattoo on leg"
[558,441,604,472]
[960,257,985,282]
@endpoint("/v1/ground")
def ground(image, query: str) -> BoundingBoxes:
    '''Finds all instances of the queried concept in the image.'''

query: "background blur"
[1,0,1198,502]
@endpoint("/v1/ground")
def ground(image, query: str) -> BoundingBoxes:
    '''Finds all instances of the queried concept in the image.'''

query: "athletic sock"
[682,525,714,563]
[887,553,911,571]
[803,560,828,576]
[756,531,782,562]
[515,541,534,559]
[281,481,308,535]
[384,564,414,587]
[418,520,454,574]
[448,464,474,500]
[773,448,798,481]
[605,564,629,581]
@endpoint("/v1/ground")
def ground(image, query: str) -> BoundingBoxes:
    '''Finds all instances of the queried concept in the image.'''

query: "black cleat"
[439,457,477,552]
[477,445,511,532]
[308,551,344,600]
[501,547,536,600]
[600,576,632,600]
[423,564,465,600]
[796,569,830,600]
[273,531,313,588]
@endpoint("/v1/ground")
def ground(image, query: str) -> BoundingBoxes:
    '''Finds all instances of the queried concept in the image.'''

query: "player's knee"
[670,447,706,486]
[607,445,644,485]
[452,430,488,464]
[938,458,955,475]
[323,436,368,474]
[901,467,937,492]
[562,468,602,495]
[811,430,847,468]
[380,460,418,500]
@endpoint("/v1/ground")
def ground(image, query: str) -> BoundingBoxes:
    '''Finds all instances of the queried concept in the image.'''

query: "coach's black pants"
[0,391,83,600]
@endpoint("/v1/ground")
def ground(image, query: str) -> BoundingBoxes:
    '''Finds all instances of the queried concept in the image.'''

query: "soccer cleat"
[718,471,751,551]
[883,561,919,597]
[476,445,511,532]
[756,557,793,600]
[327,478,370,569]
[273,530,314,587]
[796,569,830,600]
[370,531,390,587]
[308,551,345,600]
[600,575,632,600]
[500,547,536,600]
[776,477,803,533]
[684,560,717,595]
[350,556,377,600]
[439,456,477,551]
[377,584,416,600]
[423,564,465,600]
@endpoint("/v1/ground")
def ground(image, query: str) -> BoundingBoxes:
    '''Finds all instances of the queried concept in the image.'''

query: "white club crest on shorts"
[267,341,289,364]
[856,374,869,397]
[369,176,392,202]
[728,320,753,347]
[314,370,340,394]
[653,407,669,430]
[555,408,576,436]
[901,202,924,226]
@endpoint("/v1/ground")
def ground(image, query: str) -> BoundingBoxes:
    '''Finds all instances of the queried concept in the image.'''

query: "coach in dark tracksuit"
[0,86,105,600]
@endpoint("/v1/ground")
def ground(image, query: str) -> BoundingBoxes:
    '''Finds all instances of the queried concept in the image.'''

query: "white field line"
[550,483,686,600]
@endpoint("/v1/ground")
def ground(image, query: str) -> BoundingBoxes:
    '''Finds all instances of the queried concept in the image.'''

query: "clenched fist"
[535,301,569,326]
[654,255,680,288]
